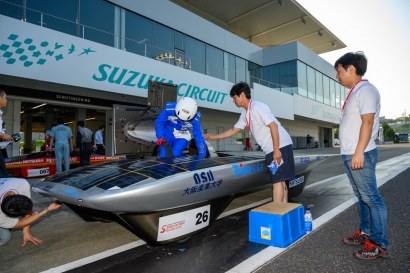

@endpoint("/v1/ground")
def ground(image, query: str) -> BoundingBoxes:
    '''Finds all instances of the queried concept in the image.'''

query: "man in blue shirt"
[155,97,206,158]
[93,125,105,155]
[49,119,73,173]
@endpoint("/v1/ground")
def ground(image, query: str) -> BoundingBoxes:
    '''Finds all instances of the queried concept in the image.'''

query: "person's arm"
[155,109,169,139]
[93,132,97,148]
[69,136,73,151]
[267,121,282,165]
[191,119,207,158]
[204,127,242,141]
[49,137,55,151]
[0,132,13,141]
[351,113,374,170]
[13,202,61,229]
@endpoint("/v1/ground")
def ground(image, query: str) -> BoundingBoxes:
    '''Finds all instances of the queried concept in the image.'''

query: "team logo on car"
[232,163,264,177]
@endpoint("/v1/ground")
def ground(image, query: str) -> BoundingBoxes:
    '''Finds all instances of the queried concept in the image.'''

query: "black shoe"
[343,230,369,245]
[354,240,390,260]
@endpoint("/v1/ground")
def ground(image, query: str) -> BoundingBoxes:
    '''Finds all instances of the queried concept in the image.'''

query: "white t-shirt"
[0,178,31,229]
[234,100,292,154]
[339,81,381,155]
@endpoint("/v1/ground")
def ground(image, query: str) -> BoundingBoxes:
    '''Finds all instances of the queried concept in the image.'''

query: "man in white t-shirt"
[335,52,389,260]
[0,178,61,246]
[204,82,295,202]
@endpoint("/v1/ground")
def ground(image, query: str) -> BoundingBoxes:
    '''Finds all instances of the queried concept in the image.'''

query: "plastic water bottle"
[305,206,312,233]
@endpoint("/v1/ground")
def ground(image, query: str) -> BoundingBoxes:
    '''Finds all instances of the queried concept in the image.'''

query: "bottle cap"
[306,206,310,210]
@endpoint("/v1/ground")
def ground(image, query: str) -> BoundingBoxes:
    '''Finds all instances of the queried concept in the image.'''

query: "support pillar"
[23,115,33,154]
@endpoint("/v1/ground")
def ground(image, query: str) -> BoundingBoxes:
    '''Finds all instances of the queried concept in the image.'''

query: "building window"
[154,23,174,60]
[279,61,297,95]
[0,0,24,20]
[330,80,336,107]
[297,61,307,97]
[185,36,205,74]
[307,66,315,100]
[235,57,246,83]
[206,45,224,80]
[323,76,330,105]
[125,11,153,57]
[79,0,115,47]
[224,52,236,83]
[315,71,323,103]
[232,132,244,144]
[26,0,78,36]
[335,82,341,109]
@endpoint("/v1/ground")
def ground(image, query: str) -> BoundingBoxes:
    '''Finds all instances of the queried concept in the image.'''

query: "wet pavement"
[0,144,409,273]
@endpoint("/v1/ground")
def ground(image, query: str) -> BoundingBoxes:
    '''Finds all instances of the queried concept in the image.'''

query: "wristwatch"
[43,207,50,214]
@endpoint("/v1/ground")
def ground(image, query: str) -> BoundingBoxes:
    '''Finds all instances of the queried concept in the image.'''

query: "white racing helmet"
[175,97,197,121]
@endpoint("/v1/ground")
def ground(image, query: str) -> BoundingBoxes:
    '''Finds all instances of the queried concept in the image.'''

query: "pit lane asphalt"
[0,144,409,273]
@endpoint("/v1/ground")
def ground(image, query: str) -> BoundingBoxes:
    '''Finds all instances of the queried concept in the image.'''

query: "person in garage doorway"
[76,120,93,166]
[49,119,73,173]
[155,97,206,159]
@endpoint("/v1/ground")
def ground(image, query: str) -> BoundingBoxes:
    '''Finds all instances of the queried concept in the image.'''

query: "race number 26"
[196,210,209,225]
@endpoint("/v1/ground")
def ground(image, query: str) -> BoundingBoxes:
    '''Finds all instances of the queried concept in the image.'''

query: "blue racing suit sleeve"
[191,112,206,158]
[155,109,169,139]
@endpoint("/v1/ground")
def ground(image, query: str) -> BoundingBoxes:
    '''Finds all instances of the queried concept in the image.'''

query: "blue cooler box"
[249,202,306,248]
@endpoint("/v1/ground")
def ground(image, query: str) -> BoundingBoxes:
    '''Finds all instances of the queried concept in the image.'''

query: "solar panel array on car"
[44,155,264,191]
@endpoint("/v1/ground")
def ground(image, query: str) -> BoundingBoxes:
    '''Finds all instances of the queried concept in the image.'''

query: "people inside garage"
[76,121,93,166]
[155,97,206,158]
[49,119,73,173]
[44,123,57,151]
[0,90,14,178]
[93,125,105,155]
[204,82,295,203]
[0,178,61,246]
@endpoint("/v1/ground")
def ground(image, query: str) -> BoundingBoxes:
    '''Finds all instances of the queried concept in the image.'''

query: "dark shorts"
[265,144,295,184]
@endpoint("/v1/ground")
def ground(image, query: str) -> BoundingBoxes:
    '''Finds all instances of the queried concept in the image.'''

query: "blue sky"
[298,0,410,119]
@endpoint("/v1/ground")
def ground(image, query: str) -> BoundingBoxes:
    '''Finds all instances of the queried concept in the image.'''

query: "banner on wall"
[0,15,240,113]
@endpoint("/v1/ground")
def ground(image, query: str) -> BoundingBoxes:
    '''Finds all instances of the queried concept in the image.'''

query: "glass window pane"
[315,71,323,103]
[323,76,330,105]
[185,36,205,74]
[206,45,223,80]
[261,66,271,87]
[175,31,184,50]
[224,52,235,83]
[280,61,297,95]
[330,80,336,107]
[26,0,78,36]
[236,57,246,83]
[335,82,341,109]
[80,0,115,47]
[297,61,307,97]
[307,66,315,100]
[125,11,153,58]
[232,132,244,144]
[0,0,23,20]
[154,23,174,59]
[271,64,280,90]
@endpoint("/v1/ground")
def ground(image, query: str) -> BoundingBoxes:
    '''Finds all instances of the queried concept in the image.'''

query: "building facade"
[0,0,345,156]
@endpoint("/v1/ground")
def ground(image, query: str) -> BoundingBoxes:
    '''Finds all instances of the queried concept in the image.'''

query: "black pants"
[0,150,8,178]
[80,142,92,166]
[96,144,104,155]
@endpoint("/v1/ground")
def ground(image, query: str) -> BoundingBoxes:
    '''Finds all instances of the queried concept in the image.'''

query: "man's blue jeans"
[342,148,389,250]
[0,227,11,246]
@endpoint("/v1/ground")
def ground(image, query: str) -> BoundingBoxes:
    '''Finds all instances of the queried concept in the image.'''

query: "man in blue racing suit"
[155,97,206,158]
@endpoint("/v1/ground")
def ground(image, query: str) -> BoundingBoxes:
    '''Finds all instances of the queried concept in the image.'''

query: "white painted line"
[304,173,346,190]
[226,165,410,273]
[217,198,272,220]
[40,240,146,273]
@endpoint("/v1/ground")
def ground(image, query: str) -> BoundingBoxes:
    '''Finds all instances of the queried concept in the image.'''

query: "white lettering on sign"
[27,168,50,177]
[157,205,210,241]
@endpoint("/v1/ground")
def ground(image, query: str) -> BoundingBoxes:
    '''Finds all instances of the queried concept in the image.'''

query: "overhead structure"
[171,0,346,54]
